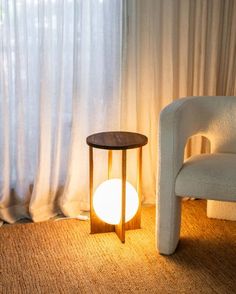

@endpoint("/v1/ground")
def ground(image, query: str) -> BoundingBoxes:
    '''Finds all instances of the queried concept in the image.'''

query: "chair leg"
[157,195,182,255]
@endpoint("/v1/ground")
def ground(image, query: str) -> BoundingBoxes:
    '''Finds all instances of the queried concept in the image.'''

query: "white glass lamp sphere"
[93,179,139,225]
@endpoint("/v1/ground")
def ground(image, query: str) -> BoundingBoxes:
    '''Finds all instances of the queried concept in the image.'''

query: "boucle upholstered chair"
[157,96,236,255]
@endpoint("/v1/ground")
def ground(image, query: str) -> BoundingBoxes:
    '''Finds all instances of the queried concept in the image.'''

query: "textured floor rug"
[1,200,236,293]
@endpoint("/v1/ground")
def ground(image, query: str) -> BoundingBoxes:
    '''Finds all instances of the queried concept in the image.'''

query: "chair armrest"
[158,97,205,197]
[157,97,206,253]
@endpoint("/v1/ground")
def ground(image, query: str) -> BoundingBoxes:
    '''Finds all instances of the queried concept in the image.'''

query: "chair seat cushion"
[175,153,236,201]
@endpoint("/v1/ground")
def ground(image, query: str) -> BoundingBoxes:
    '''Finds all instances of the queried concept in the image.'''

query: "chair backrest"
[190,96,236,153]
[180,96,236,153]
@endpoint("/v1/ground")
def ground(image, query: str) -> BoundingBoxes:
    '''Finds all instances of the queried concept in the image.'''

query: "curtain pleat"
[0,0,123,223]
[122,0,236,203]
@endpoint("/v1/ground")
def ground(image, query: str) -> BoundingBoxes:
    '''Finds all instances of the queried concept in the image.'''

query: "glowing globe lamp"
[93,179,139,225]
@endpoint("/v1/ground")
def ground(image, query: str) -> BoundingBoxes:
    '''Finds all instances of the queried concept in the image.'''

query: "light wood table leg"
[89,146,94,233]
[108,150,112,179]
[115,150,126,243]
[90,147,115,234]
[136,147,142,228]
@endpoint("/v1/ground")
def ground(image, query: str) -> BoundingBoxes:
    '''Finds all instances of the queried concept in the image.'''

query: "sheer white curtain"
[122,0,236,204]
[0,0,122,223]
[1,0,236,224]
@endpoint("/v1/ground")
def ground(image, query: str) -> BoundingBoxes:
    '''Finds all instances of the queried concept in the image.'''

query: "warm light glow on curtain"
[121,0,236,203]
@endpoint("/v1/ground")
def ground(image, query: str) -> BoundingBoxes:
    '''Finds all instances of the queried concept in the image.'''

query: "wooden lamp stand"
[86,131,148,243]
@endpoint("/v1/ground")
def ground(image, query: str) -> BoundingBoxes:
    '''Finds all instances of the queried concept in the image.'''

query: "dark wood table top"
[86,131,148,150]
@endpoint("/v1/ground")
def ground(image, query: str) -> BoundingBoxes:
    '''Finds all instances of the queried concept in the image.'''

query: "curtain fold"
[122,0,236,203]
[0,0,122,223]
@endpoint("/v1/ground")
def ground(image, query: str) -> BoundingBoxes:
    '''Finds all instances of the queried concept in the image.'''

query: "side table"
[86,131,148,242]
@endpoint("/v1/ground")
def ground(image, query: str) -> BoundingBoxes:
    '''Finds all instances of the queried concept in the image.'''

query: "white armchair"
[157,96,236,255]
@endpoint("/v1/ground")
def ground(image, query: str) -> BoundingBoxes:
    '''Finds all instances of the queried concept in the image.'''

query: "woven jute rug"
[1,200,236,294]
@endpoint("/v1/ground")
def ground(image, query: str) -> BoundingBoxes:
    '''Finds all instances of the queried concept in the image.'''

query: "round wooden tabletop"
[86,131,148,150]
